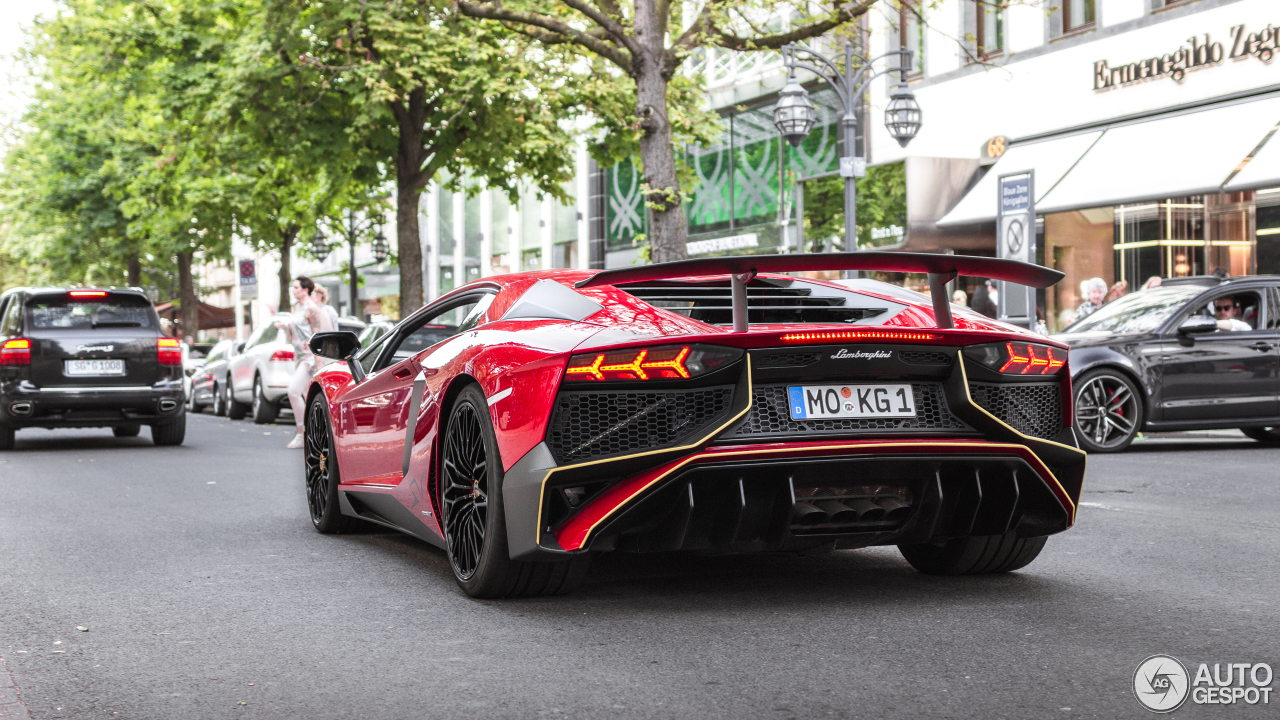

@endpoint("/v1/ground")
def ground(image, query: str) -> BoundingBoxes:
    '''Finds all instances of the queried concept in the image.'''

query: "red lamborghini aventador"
[302,252,1085,598]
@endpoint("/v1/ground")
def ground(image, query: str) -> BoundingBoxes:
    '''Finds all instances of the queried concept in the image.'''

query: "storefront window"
[1207,192,1255,278]
[1255,188,1280,275]
[605,158,646,252]
[1114,197,1206,290]
[976,0,1004,59]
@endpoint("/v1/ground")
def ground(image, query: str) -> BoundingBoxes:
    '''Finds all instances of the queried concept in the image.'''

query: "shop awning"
[935,131,1102,227]
[1037,96,1280,213]
[1223,119,1280,192]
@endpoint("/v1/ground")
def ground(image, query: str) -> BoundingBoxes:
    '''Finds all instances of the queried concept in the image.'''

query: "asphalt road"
[1,414,1277,720]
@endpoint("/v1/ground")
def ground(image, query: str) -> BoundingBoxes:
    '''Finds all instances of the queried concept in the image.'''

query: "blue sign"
[1000,177,1031,213]
[788,387,808,419]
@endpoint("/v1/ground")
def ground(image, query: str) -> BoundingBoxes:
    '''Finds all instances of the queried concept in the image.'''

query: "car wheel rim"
[253,381,261,416]
[441,402,488,581]
[1075,375,1138,448]
[304,400,331,525]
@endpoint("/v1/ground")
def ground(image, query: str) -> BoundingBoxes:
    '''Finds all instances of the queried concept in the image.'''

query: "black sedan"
[1054,276,1280,452]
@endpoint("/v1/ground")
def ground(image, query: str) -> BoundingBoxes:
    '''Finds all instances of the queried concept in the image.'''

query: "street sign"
[238,259,258,300]
[996,171,1036,329]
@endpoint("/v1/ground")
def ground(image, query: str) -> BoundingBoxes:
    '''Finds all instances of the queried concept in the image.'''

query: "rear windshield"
[25,294,157,330]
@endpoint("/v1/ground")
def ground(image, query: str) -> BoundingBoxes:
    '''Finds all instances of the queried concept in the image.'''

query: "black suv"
[0,287,186,449]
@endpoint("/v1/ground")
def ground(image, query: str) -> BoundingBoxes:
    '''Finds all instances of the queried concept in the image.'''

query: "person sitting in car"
[1213,296,1252,332]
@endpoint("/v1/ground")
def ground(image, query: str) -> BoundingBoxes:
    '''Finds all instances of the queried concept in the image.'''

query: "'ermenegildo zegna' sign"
[1093,25,1277,91]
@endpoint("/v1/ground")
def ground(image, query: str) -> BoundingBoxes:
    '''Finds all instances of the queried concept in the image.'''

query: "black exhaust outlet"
[791,501,826,526]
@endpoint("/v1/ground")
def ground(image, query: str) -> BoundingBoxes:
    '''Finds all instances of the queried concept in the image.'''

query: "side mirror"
[234,342,246,353]
[309,331,366,382]
[1178,316,1217,335]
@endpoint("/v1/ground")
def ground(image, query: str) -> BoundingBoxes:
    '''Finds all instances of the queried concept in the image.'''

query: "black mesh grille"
[900,351,951,365]
[725,383,967,438]
[968,382,1062,440]
[754,352,820,369]
[547,386,734,464]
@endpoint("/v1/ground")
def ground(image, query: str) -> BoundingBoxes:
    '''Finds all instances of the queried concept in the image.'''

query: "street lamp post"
[313,209,383,319]
[773,41,922,263]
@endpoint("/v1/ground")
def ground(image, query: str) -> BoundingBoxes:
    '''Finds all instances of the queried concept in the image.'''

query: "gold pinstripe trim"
[957,355,1086,522]
[575,440,1045,547]
[534,358,754,545]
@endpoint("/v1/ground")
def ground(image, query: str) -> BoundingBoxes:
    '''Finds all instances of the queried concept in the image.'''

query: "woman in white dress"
[277,276,334,448]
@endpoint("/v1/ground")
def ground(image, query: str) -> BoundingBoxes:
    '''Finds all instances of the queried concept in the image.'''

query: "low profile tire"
[304,392,357,534]
[1241,427,1280,445]
[0,425,13,451]
[212,383,227,417]
[151,414,186,446]
[899,532,1048,575]
[1074,369,1143,453]
[113,424,141,438]
[226,386,249,420]
[440,384,590,599]
[251,376,279,425]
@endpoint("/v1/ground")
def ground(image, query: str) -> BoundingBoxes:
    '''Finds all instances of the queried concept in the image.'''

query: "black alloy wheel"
[442,398,489,582]
[304,393,354,533]
[1074,369,1143,453]
[439,384,590,598]
[1241,426,1280,445]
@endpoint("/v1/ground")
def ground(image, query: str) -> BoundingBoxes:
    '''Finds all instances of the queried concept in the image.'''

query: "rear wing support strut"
[576,251,1063,332]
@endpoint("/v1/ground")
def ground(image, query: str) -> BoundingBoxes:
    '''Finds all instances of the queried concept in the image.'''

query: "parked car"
[226,313,299,424]
[182,342,213,408]
[357,320,394,348]
[301,253,1083,598]
[0,287,186,449]
[1054,275,1280,452]
[336,315,366,335]
[189,339,235,414]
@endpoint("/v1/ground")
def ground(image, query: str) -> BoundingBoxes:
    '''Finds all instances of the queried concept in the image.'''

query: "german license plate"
[787,384,915,420]
[65,359,125,376]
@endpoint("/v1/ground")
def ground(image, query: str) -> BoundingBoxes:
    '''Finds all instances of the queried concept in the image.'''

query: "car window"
[4,296,21,334]
[379,293,496,369]
[1186,290,1263,331]
[357,331,393,375]
[25,293,156,330]
[1268,288,1280,329]
[243,325,269,349]
[1063,286,1204,334]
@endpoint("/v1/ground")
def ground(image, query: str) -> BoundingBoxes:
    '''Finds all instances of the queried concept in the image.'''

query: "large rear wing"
[575,251,1063,331]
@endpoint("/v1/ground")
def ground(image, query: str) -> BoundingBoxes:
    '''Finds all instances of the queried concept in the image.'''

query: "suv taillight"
[964,341,1066,375]
[157,338,182,365]
[565,344,742,382]
[270,349,295,362]
[1,339,31,365]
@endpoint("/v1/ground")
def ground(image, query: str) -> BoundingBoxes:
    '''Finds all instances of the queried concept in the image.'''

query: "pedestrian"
[311,285,340,330]
[1103,279,1129,304]
[951,289,968,307]
[971,281,997,318]
[1143,276,1162,290]
[1074,277,1107,323]
[277,276,334,449]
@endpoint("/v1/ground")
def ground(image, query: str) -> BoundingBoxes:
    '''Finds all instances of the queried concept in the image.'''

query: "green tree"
[259,0,594,311]
[801,162,906,251]
[455,0,875,262]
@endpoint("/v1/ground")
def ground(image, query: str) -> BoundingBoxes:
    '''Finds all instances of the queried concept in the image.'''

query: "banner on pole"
[996,172,1036,329]
[238,259,258,300]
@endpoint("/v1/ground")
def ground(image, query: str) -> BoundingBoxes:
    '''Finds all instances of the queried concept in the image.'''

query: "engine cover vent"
[968,382,1062,440]
[546,386,735,465]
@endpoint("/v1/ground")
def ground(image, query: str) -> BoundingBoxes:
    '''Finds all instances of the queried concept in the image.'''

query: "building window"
[975,0,1004,59]
[898,2,925,76]
[1063,0,1095,33]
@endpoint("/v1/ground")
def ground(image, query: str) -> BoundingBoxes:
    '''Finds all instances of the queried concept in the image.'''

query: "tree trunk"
[127,253,141,287]
[176,251,199,342]
[277,226,297,314]
[633,0,687,263]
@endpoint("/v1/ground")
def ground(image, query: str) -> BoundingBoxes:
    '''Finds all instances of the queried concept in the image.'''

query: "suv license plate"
[787,384,916,420]
[66,359,125,376]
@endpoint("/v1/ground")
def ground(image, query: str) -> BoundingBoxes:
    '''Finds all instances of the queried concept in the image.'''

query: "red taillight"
[270,349,295,362]
[966,341,1066,376]
[781,330,941,343]
[157,337,182,365]
[68,290,108,300]
[1,339,31,365]
[565,344,740,382]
